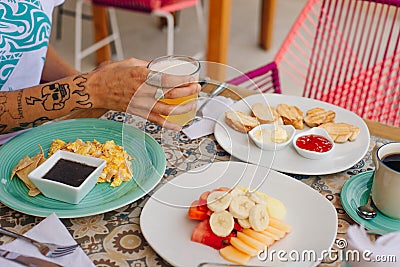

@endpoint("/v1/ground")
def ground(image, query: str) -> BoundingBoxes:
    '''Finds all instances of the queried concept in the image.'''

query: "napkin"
[0,129,29,145]
[344,225,400,267]
[182,96,235,139]
[0,213,95,267]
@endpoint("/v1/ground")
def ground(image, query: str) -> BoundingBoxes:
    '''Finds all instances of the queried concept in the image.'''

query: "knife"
[0,249,63,267]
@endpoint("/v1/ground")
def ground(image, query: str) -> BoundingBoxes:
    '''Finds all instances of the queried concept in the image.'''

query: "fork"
[194,82,228,121]
[0,227,79,258]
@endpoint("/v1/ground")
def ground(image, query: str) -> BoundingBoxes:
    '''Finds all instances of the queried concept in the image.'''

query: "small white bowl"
[29,150,106,204]
[293,127,335,160]
[248,124,296,151]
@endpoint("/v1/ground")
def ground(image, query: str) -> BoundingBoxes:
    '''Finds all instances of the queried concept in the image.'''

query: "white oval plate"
[214,94,370,175]
[140,162,337,267]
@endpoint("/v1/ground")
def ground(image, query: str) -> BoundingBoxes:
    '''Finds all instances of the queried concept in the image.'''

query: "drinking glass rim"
[147,55,201,76]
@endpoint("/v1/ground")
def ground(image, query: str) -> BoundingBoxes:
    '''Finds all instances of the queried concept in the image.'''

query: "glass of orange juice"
[148,55,200,126]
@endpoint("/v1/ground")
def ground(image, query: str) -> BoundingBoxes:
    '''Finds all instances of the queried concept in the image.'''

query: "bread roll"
[319,122,360,143]
[304,107,335,127]
[225,111,259,133]
[251,103,282,124]
[276,104,304,129]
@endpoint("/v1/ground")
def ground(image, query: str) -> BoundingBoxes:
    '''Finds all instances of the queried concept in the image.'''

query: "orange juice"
[148,56,200,126]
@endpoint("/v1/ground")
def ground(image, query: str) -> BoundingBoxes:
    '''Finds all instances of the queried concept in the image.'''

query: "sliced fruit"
[198,191,211,211]
[236,231,265,250]
[249,204,269,231]
[233,221,243,232]
[242,228,274,245]
[269,217,292,233]
[247,191,267,204]
[188,200,209,221]
[237,218,251,229]
[230,237,259,256]
[265,226,285,239]
[261,229,280,241]
[257,192,287,220]
[229,195,255,219]
[209,210,234,237]
[217,187,231,192]
[191,219,234,250]
[235,186,248,193]
[230,187,246,197]
[219,245,251,266]
[207,191,232,212]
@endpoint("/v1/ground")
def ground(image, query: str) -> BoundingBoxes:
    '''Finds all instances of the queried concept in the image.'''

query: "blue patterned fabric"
[0,0,63,91]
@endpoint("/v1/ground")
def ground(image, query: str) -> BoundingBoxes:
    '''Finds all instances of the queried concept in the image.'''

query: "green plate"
[0,119,166,218]
[341,170,400,232]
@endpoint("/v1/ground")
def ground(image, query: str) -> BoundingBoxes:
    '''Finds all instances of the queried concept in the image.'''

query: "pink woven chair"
[75,0,206,70]
[229,0,400,127]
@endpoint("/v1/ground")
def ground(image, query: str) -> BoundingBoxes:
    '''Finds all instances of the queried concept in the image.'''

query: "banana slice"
[209,210,235,237]
[249,204,269,231]
[207,191,232,212]
[237,218,251,229]
[230,187,245,197]
[247,191,267,205]
[229,195,255,219]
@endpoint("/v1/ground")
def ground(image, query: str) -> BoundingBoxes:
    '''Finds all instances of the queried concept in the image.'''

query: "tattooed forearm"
[0,95,6,118]
[11,117,52,132]
[24,74,93,112]
[17,90,23,119]
[0,91,24,120]
[72,74,92,109]
[26,83,71,111]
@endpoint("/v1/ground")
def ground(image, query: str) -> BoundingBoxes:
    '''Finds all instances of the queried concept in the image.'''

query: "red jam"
[295,134,333,153]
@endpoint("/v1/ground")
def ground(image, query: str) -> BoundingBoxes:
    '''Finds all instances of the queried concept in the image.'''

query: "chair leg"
[75,1,124,70]
[108,8,124,61]
[194,1,206,59]
[153,11,175,55]
[75,0,84,71]
[56,4,64,40]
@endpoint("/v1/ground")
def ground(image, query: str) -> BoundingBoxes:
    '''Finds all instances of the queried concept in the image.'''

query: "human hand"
[86,58,201,130]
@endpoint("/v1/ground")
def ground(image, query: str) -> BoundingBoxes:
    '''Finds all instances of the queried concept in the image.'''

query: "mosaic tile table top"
[0,111,392,267]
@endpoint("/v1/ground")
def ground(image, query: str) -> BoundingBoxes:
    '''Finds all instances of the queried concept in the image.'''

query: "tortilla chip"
[28,188,41,197]
[11,145,46,196]
[10,155,33,180]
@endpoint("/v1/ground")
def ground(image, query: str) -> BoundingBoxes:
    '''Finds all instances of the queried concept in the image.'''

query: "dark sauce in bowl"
[43,159,97,187]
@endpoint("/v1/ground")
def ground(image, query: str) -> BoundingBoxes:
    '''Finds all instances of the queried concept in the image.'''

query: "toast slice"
[319,122,360,143]
[304,107,336,127]
[276,104,304,129]
[225,111,259,133]
[251,103,282,124]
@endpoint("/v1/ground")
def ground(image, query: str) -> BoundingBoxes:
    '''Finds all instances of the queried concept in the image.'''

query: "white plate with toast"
[214,94,370,175]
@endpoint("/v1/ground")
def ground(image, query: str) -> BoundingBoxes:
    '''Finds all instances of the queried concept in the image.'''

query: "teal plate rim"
[0,118,166,218]
[340,170,400,232]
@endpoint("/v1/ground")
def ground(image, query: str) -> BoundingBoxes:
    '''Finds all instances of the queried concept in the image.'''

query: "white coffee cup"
[371,142,400,219]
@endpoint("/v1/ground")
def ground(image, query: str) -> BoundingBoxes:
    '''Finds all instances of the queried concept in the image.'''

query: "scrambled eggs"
[49,139,133,187]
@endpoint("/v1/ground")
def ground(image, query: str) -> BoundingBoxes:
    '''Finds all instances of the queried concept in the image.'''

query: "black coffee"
[382,153,400,172]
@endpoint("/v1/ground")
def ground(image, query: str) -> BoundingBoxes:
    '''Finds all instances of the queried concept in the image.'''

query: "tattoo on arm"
[11,117,52,132]
[72,74,92,110]
[0,91,24,120]
[25,74,93,111]
[26,82,71,111]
